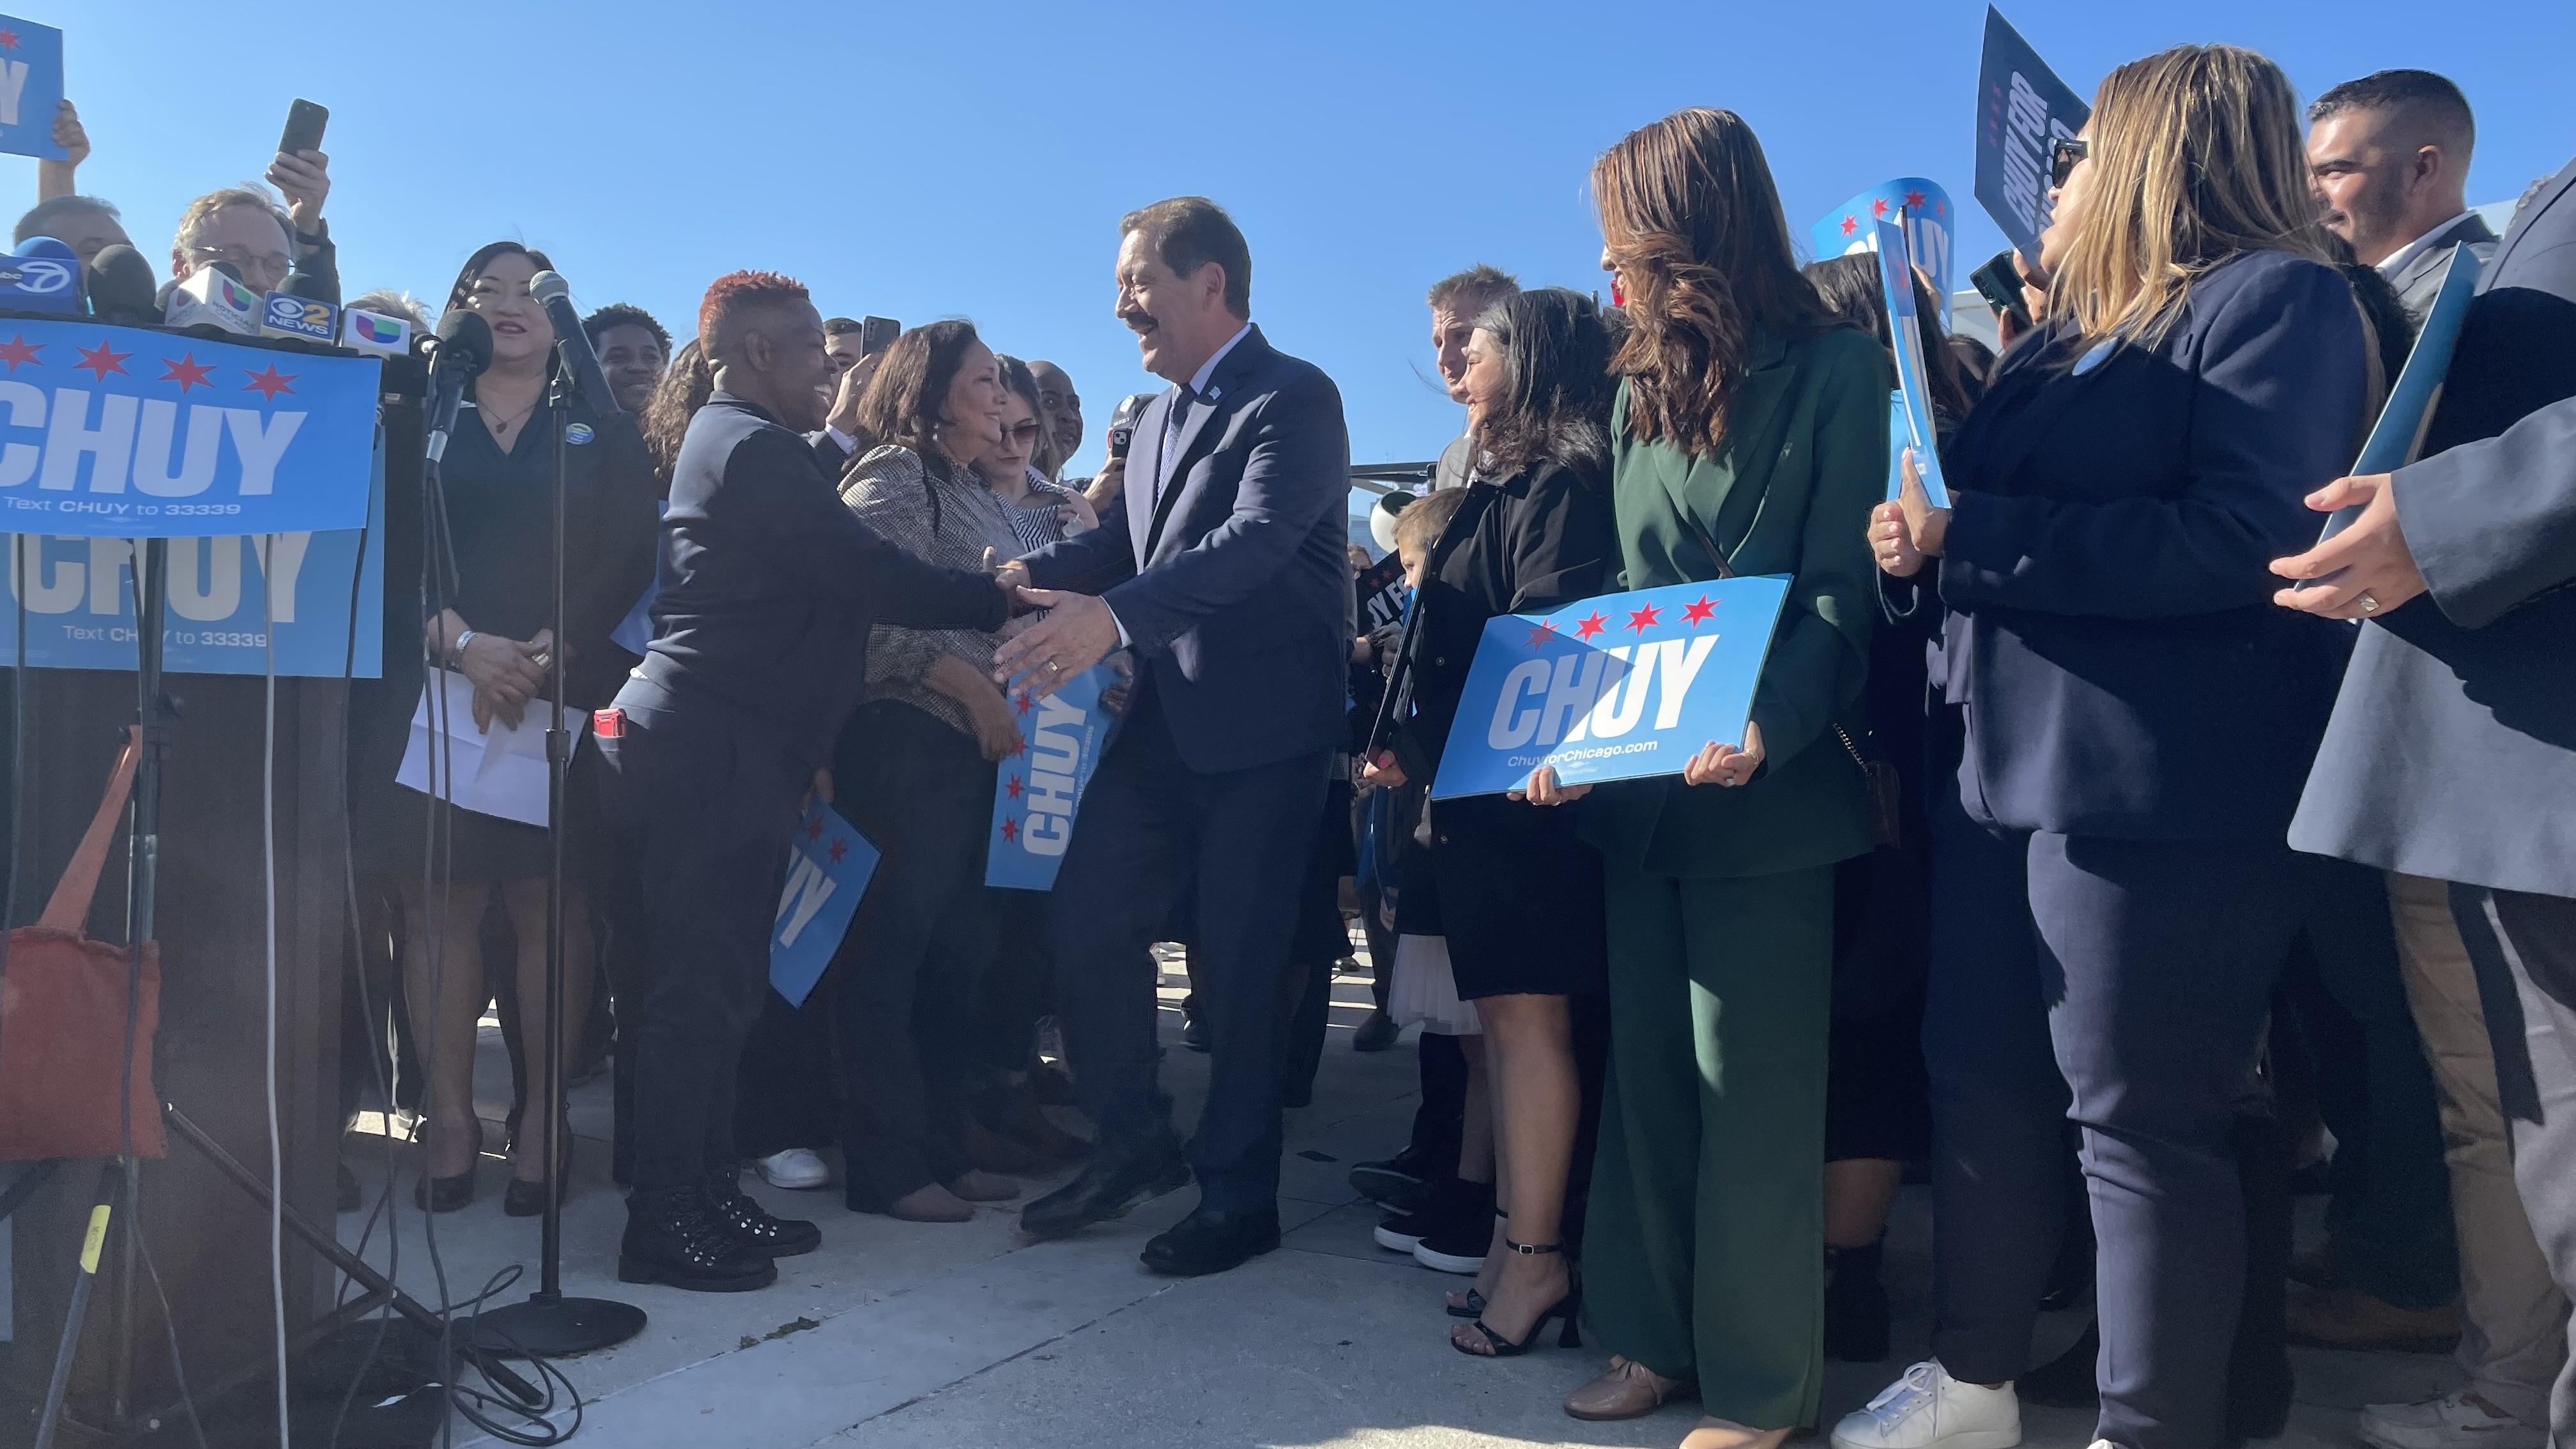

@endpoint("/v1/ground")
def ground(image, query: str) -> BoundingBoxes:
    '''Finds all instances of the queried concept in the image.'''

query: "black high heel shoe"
[1451,1239,1580,1357]
[1446,1209,1505,1319]
[414,1118,486,1212]
[503,1139,574,1218]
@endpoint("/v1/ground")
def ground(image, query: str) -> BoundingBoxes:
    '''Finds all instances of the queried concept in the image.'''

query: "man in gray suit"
[2277,152,2576,1449]
[2309,70,2497,326]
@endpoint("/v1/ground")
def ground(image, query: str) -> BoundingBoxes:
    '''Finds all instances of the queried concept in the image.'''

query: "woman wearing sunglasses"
[1836,44,2379,1449]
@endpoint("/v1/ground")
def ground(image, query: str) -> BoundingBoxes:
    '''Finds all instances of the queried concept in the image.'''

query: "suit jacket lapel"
[1127,391,1172,568]
[1648,331,1790,562]
[2483,159,2576,288]
[1143,326,1270,560]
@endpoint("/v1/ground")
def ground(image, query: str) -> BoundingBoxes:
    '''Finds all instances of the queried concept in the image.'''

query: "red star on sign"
[73,341,133,379]
[1013,691,1034,716]
[1524,618,1559,650]
[1903,189,1927,210]
[1871,197,1890,217]
[241,364,297,400]
[0,30,20,49]
[1838,215,1858,237]
[806,816,824,841]
[1935,199,1948,217]
[1625,604,1663,633]
[1574,611,1608,641]
[999,816,1020,843]
[1013,737,1028,756]
[1004,774,1023,801]
[1682,596,1717,625]
[827,838,848,864]
[160,353,215,392]
[0,335,39,370]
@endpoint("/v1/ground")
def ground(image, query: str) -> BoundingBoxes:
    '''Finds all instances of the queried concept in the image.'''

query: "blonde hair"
[2048,45,2340,353]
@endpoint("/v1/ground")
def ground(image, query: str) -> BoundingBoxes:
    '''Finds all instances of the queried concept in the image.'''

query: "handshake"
[976,549,1120,705]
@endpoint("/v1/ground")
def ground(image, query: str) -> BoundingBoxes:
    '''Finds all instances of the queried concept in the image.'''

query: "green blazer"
[1581,325,1890,880]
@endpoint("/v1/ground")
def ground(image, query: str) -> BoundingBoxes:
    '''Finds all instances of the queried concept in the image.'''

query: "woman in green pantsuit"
[1531,107,1889,1449]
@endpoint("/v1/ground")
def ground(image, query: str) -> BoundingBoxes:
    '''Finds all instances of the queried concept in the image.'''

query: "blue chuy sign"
[988,660,1121,891]
[1429,577,1793,800]
[0,319,378,537]
[1876,218,1954,508]
[1813,178,1959,314]
[0,17,63,162]
[2310,244,2485,554]
[0,436,385,675]
[770,800,878,1009]
[1974,6,2090,261]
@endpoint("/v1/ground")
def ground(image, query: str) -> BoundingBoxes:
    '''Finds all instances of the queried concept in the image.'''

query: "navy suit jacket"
[1018,326,1353,774]
[1937,249,2368,839]
[2291,157,2576,896]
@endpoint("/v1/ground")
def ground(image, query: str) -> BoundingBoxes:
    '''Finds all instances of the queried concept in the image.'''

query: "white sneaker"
[2359,1392,2545,1449]
[749,1147,829,1190]
[1830,1361,2022,1449]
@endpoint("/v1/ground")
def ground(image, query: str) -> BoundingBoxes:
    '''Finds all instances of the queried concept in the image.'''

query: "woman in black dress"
[378,241,657,1211]
[1361,288,1619,1357]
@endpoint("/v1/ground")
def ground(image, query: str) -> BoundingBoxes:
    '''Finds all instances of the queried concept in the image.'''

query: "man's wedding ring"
[2358,592,2382,615]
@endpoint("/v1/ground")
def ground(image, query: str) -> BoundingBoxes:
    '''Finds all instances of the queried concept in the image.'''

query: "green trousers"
[1581,862,1834,1430]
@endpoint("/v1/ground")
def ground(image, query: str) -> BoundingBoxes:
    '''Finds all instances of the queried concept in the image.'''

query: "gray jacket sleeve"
[2395,391,2576,629]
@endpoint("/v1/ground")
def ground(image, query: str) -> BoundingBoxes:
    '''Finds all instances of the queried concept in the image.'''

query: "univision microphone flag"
[1811,178,1958,324]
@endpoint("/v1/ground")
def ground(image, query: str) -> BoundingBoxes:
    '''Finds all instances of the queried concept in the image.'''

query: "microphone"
[424,310,494,466]
[165,259,261,335]
[336,303,415,358]
[82,245,159,325]
[527,270,622,417]
[0,235,84,314]
[260,270,341,343]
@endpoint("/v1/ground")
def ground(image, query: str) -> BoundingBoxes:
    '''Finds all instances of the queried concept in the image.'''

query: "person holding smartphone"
[162,99,342,303]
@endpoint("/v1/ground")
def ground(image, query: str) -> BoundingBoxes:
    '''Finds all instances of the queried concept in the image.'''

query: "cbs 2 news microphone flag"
[1431,577,1791,800]
[0,318,378,537]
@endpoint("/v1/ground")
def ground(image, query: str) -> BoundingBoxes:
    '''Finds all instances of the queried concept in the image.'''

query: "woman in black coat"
[1363,288,1619,1358]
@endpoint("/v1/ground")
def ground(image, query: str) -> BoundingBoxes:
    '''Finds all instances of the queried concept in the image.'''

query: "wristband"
[452,629,479,667]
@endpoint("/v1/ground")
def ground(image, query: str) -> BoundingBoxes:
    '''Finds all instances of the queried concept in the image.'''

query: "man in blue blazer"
[2279,153,2576,1446]
[996,197,1353,1276]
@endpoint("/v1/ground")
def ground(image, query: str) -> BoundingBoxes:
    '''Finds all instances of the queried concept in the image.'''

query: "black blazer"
[2292,157,2576,896]
[1938,249,2368,839]
[1018,326,1353,774]
[1387,458,1616,985]
[629,393,1008,772]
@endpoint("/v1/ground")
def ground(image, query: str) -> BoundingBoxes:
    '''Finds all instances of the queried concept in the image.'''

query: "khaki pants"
[2388,873,2571,1429]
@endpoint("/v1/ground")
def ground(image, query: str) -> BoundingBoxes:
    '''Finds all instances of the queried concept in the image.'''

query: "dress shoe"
[618,1186,778,1292]
[705,1173,821,1256]
[1140,1204,1280,1276]
[882,1183,974,1223]
[2287,1284,2461,1354]
[1565,1354,1694,1422]
[1020,1144,1190,1239]
[1351,1008,1400,1052]
[503,1139,576,1218]
[947,1170,1020,1203]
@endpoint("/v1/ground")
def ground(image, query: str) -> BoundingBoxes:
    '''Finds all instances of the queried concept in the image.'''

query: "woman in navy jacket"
[1834,45,2375,1449]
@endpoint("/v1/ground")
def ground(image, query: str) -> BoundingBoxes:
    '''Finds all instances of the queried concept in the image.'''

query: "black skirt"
[1420,792,1606,1000]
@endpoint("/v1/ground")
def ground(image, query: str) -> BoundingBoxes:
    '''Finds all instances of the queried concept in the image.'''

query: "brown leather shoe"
[1564,1355,1693,1422]
[947,1169,1021,1203]
[2286,1284,2462,1354]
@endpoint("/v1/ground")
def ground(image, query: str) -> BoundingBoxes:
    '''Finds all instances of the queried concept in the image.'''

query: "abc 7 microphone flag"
[0,319,378,538]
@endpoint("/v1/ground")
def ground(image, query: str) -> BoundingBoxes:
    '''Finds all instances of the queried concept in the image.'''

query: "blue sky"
[29,0,2576,478]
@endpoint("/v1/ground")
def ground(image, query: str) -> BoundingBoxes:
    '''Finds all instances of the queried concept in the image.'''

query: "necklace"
[475,394,540,441]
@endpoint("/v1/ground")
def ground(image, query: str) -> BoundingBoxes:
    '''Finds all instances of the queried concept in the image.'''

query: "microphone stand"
[468,357,645,1360]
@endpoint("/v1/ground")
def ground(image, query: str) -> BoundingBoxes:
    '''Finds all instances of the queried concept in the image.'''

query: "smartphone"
[1105,393,1155,461]
[1971,250,2032,333]
[279,98,329,157]
[859,316,901,357]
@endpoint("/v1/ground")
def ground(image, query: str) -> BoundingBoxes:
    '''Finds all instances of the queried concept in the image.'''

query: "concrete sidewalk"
[331,951,2455,1449]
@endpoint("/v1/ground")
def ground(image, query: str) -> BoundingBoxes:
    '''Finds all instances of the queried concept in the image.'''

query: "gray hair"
[14,194,120,245]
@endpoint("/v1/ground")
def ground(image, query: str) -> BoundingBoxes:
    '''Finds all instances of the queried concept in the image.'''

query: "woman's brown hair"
[2048,45,2343,353]
[852,319,985,464]
[1591,107,1831,458]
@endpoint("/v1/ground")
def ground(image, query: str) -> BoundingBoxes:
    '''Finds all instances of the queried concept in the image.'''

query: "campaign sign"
[0,440,385,675]
[1876,219,1953,508]
[988,661,1121,891]
[1356,549,1406,633]
[1974,6,2089,260]
[0,319,378,537]
[1811,178,1959,312]
[1429,576,1793,801]
[771,801,878,1009]
[0,17,65,162]
[2311,244,2485,554]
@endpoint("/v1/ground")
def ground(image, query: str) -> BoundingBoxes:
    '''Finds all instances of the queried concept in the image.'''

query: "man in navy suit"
[2279,153,2576,1447]
[995,197,1352,1276]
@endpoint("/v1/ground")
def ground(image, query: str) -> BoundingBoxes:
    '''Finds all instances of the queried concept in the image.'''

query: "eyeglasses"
[1003,422,1045,443]
[2050,137,2090,190]
[185,243,291,280]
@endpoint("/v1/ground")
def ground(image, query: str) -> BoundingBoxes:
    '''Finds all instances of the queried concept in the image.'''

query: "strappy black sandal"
[1451,1239,1580,1357]
[1447,1209,1505,1319]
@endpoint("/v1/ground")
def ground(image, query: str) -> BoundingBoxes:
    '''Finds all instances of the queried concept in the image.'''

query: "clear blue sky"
[31,0,2576,477]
